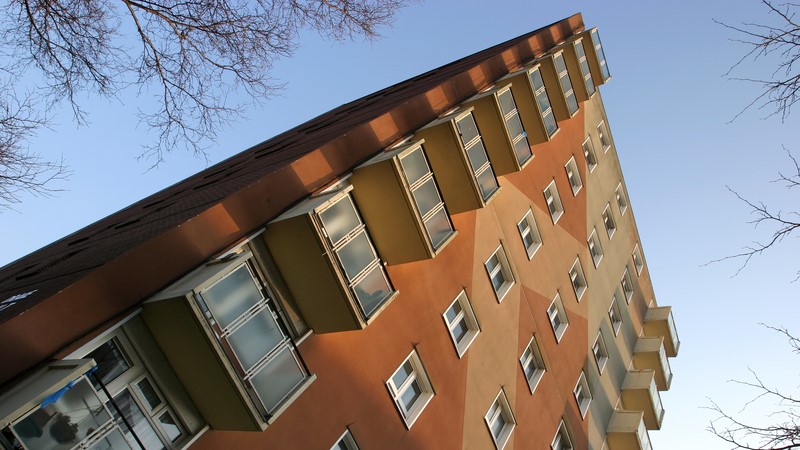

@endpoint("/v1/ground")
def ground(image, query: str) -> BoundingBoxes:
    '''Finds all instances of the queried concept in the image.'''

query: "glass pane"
[575,42,587,58]
[579,59,591,77]
[445,301,462,324]
[566,92,578,115]
[202,264,263,330]
[227,308,285,370]
[529,69,545,91]
[584,76,596,96]
[554,54,567,73]
[412,178,441,217]
[451,318,469,343]
[423,207,454,250]
[391,361,413,388]
[497,90,516,115]
[337,231,377,280]
[135,378,163,411]
[505,113,524,140]
[455,114,480,144]
[319,197,361,245]
[111,389,164,450]
[523,232,536,250]
[352,265,393,318]
[543,112,558,137]
[88,428,133,450]
[475,168,499,201]
[157,411,182,443]
[251,346,306,413]
[491,270,505,291]
[486,255,500,272]
[400,380,422,411]
[513,136,532,165]
[490,413,506,439]
[400,147,430,186]
[466,141,489,173]
[86,339,131,390]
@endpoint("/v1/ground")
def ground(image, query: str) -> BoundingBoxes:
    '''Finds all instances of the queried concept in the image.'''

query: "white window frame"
[597,120,612,152]
[443,290,481,357]
[528,66,558,138]
[573,371,592,418]
[588,229,603,268]
[547,293,569,343]
[387,350,435,429]
[520,335,547,393]
[485,244,515,302]
[592,331,609,374]
[564,156,583,195]
[517,209,543,259]
[544,180,565,224]
[608,294,623,336]
[602,204,616,239]
[568,258,587,302]
[331,429,360,450]
[621,267,634,303]
[582,137,598,172]
[632,244,644,276]
[485,389,516,450]
[615,182,629,215]
[551,420,574,450]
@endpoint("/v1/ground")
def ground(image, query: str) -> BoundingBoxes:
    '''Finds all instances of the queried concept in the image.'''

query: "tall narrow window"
[591,29,611,81]
[582,137,598,172]
[588,229,603,268]
[574,40,596,96]
[443,290,480,357]
[548,293,569,342]
[485,245,515,302]
[331,430,360,450]
[455,112,499,201]
[602,204,617,239]
[399,146,455,250]
[497,87,532,166]
[564,156,583,195]
[632,244,645,275]
[520,336,547,393]
[485,389,515,449]
[573,371,592,418]
[528,67,558,138]
[569,258,588,301]
[615,183,629,215]
[608,294,623,335]
[544,180,565,223]
[552,420,575,450]
[553,52,579,116]
[593,331,609,373]
[517,209,543,259]
[387,350,434,428]
[597,120,612,151]
[621,267,634,302]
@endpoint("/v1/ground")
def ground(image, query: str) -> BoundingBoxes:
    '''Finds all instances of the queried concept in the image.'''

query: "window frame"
[591,29,611,81]
[564,156,583,196]
[517,209,543,260]
[331,429,360,450]
[573,371,592,418]
[496,86,533,167]
[528,65,559,138]
[574,39,596,97]
[615,182,629,215]
[588,229,604,268]
[544,180,565,224]
[602,204,617,239]
[386,350,435,429]
[597,120,612,152]
[455,111,500,202]
[485,389,516,450]
[582,136,598,172]
[568,258,588,302]
[443,290,481,357]
[592,331,609,374]
[551,420,575,450]
[485,244,516,302]
[553,51,579,116]
[608,294,623,336]
[520,335,547,394]
[632,244,645,276]
[621,266,634,303]
[547,293,569,343]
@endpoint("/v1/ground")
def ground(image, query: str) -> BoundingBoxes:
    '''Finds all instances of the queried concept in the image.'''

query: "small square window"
[485,389,516,449]
[597,120,612,152]
[632,244,644,276]
[573,371,592,418]
[587,230,603,268]
[582,137,598,172]
[443,290,480,357]
[331,430,360,450]
[564,157,583,195]
[520,335,547,393]
[621,267,634,303]
[544,180,564,224]
[387,350,434,428]
[602,204,617,239]
[608,294,623,336]
[615,183,629,215]
[568,258,587,302]
[592,331,609,374]
[551,420,574,450]
[485,245,515,302]
[517,210,542,259]
[547,293,569,342]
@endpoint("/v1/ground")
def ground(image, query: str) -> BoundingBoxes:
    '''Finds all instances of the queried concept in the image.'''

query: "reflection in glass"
[353,266,392,318]
[336,232,376,280]
[412,179,441,217]
[227,308,284,370]
[250,346,306,413]
[455,114,479,144]
[86,339,131,390]
[400,148,429,185]
[423,208,453,250]
[111,389,163,450]
[202,265,263,330]
[157,412,182,443]
[319,197,361,245]
[476,169,499,201]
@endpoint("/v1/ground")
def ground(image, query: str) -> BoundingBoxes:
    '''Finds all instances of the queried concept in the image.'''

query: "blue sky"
[2,1,799,448]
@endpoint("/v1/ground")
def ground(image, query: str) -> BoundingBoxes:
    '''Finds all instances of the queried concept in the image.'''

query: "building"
[0,13,679,450]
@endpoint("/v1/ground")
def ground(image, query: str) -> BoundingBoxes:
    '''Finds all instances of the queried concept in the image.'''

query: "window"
[528,66,558,138]
[582,137,598,172]
[517,209,543,259]
[331,429,360,450]
[632,244,644,275]
[608,294,623,336]
[455,112,499,201]
[597,120,612,151]
[485,389,515,449]
[387,350,434,428]
[588,229,603,268]
[602,204,616,239]
[574,40,596,97]
[591,29,611,81]
[443,290,480,357]
[497,87,533,166]
[564,157,582,195]
[553,52,579,116]
[544,180,564,224]
[547,293,569,342]
[520,335,547,393]
[569,258,587,301]
[573,371,592,418]
[318,194,395,319]
[485,245,515,302]
[399,145,455,250]
[615,183,629,215]
[593,331,609,373]
[621,267,634,302]
[551,420,574,450]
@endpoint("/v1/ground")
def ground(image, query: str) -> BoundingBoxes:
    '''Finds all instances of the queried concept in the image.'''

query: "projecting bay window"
[553,52,579,116]
[591,29,611,82]
[574,40,596,97]
[528,67,559,138]
[496,87,533,167]
[456,113,500,201]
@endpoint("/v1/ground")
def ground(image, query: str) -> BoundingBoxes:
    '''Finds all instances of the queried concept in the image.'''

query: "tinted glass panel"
[88,428,132,450]
[455,114,479,144]
[452,319,469,343]
[412,178,441,217]
[86,339,131,390]
[466,141,489,172]
[352,266,392,317]
[227,308,284,370]
[513,136,531,164]
[536,91,552,114]
[554,54,567,73]
[135,378,163,411]
[392,361,413,387]
[111,389,163,450]
[423,207,453,249]
[476,168,499,200]
[400,381,422,411]
[202,265,263,330]
[157,411,182,443]
[400,148,429,185]
[543,112,558,136]
[529,69,545,91]
[319,197,361,245]
[506,113,524,139]
[497,90,516,115]
[445,301,462,323]
[336,231,376,279]
[251,346,305,413]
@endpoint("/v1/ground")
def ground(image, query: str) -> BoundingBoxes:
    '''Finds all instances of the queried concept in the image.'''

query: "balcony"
[633,336,673,391]
[621,370,664,430]
[644,305,680,357]
[607,410,653,450]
